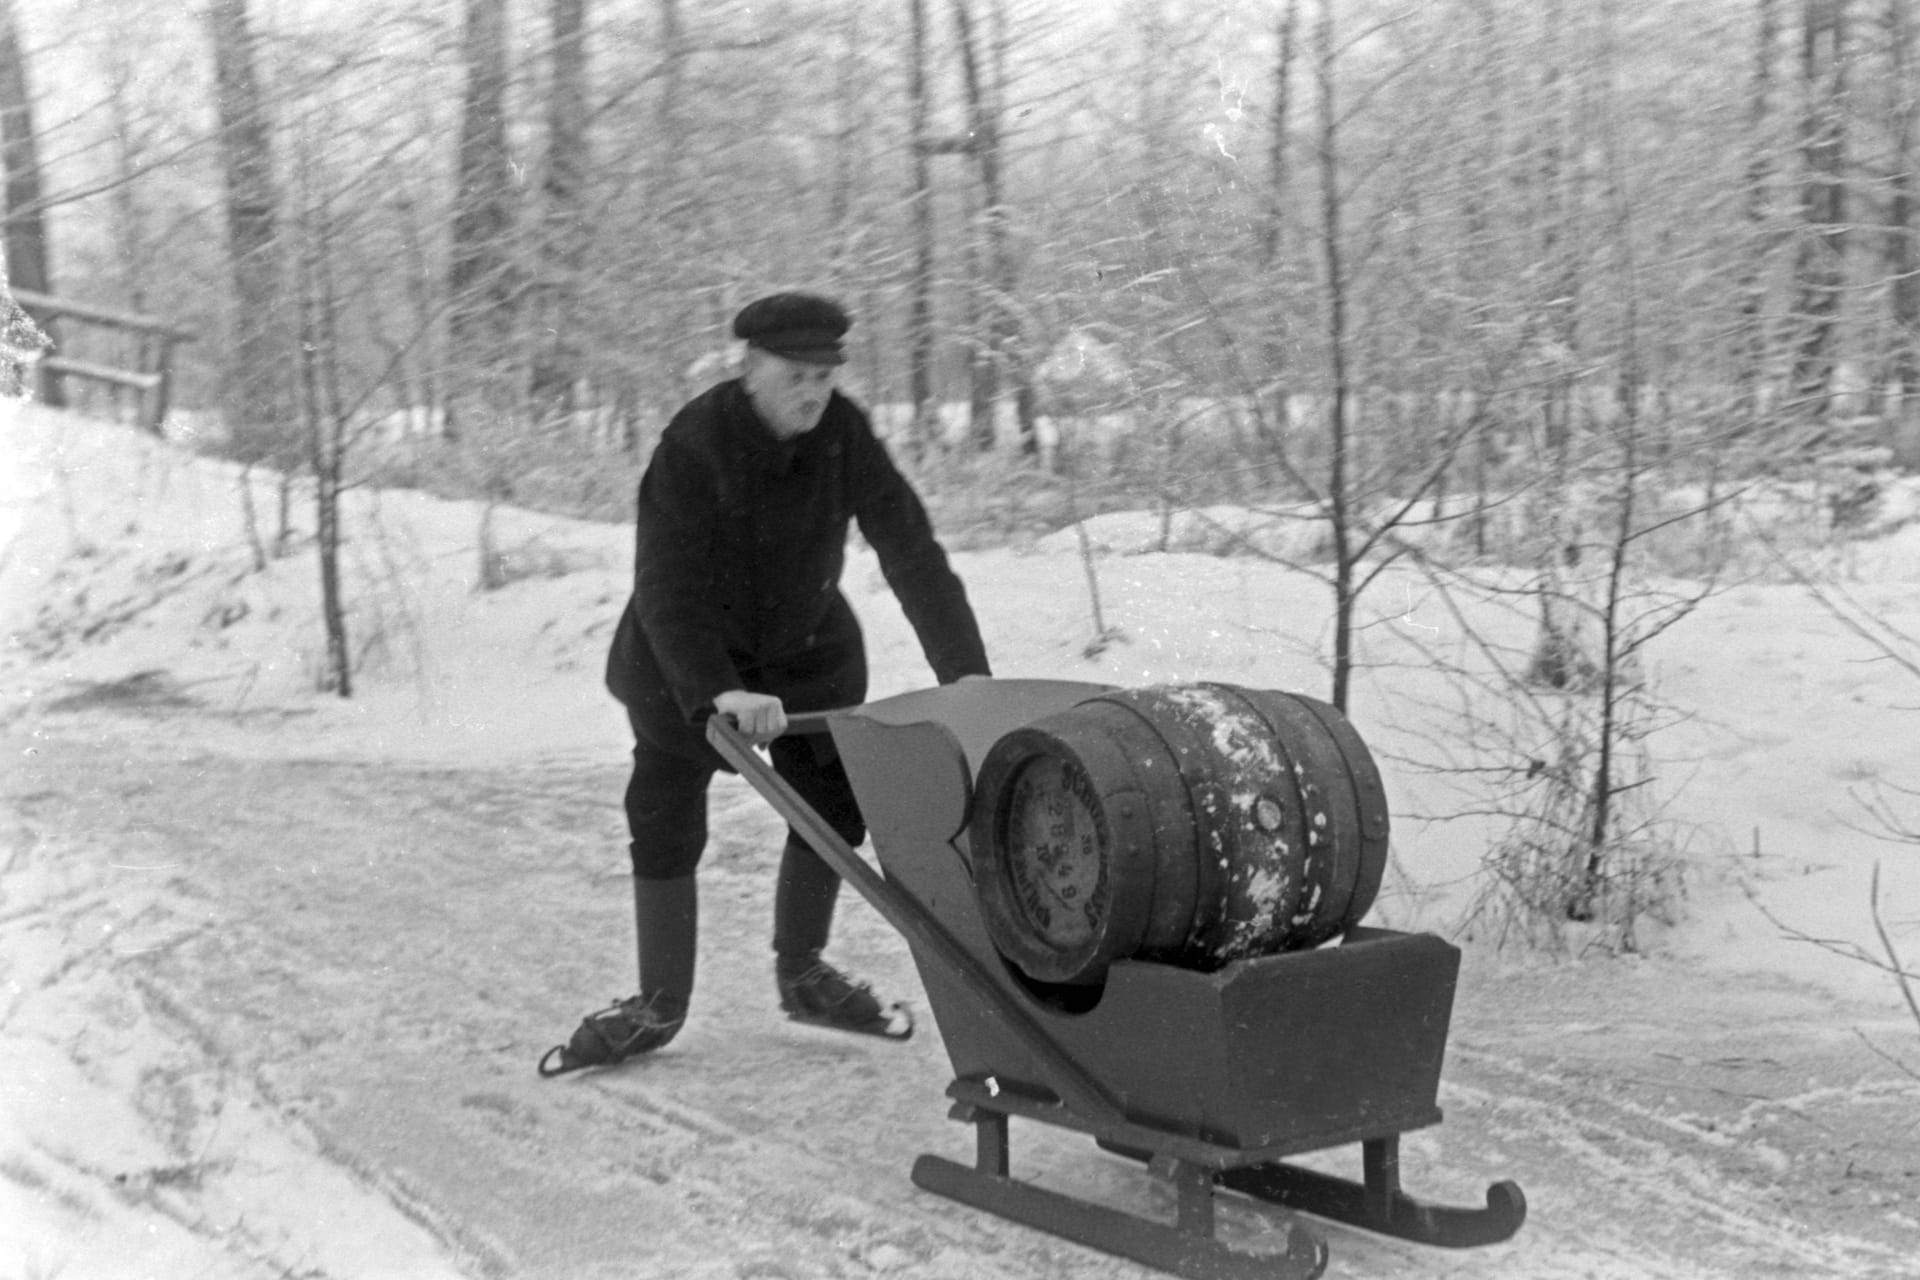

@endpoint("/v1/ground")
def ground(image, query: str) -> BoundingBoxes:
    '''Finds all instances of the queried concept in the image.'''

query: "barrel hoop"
[1084,689,1247,963]
[1049,710,1165,976]
[1290,695,1392,925]
[1104,684,1327,962]
[1068,701,1197,958]
[1228,687,1362,940]
[1181,683,1324,959]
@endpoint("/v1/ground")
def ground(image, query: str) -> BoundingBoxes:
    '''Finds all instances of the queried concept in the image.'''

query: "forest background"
[3,0,1920,953]
[6,0,1914,485]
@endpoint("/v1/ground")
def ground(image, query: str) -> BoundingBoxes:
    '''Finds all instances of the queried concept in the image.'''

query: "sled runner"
[708,678,1525,1280]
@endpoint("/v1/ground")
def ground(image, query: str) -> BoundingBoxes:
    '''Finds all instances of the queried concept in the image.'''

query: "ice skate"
[776,951,913,1041]
[538,990,688,1076]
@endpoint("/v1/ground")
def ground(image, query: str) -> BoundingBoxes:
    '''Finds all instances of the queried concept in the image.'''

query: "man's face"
[743,350,837,440]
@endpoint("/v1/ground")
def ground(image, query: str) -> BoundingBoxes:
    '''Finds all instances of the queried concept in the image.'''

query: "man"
[540,292,991,1076]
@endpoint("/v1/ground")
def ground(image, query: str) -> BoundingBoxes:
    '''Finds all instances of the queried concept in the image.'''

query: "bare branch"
[1870,862,1920,1037]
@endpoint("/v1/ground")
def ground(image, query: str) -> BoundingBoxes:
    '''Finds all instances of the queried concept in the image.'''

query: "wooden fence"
[12,288,197,434]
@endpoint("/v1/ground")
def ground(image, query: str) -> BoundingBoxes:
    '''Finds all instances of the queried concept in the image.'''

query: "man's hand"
[713,690,787,744]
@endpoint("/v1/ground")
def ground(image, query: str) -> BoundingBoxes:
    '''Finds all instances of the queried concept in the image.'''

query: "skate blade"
[785,1002,915,1041]
[538,1045,589,1077]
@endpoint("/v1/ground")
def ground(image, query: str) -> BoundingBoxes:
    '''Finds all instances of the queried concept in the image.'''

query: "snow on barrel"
[968,683,1390,987]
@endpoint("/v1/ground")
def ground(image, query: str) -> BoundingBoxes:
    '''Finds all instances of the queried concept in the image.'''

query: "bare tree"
[1312,0,1360,711]
[208,0,292,467]
[1,0,60,405]
[294,181,352,698]
[1788,0,1849,417]
[1258,0,1301,271]
[1439,0,1726,947]
[907,0,939,455]
[447,0,520,406]
[949,0,1032,453]
[1278,0,1494,711]
[651,0,699,406]
[528,0,589,420]
[447,0,524,588]
[1737,0,1784,423]
[1886,0,1918,426]
[1150,0,1526,714]
[97,30,160,318]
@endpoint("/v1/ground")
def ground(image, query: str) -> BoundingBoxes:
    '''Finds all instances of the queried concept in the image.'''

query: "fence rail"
[12,288,196,434]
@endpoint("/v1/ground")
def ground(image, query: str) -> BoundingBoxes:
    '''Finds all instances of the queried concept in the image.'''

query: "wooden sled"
[708,679,1525,1279]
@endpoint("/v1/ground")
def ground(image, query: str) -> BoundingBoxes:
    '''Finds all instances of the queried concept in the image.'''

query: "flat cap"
[732,292,850,366]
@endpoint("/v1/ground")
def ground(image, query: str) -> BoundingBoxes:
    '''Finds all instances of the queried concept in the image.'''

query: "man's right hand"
[713,690,787,744]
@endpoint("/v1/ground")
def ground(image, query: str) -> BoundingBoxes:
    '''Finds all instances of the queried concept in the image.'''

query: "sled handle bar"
[705,711,1124,1125]
[783,710,837,736]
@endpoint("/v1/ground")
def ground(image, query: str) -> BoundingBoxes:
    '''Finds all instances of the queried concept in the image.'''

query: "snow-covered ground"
[3,398,1917,1278]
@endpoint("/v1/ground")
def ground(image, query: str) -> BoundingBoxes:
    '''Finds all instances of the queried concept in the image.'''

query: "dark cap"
[732,292,850,366]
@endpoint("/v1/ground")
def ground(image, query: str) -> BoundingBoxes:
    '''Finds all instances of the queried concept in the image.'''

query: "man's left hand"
[714,689,788,744]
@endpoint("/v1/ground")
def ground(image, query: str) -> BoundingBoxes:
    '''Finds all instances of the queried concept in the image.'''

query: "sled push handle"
[775,710,837,736]
[706,712,1125,1126]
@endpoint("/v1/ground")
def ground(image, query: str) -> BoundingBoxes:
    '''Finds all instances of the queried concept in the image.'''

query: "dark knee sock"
[634,873,697,1006]
[772,835,841,959]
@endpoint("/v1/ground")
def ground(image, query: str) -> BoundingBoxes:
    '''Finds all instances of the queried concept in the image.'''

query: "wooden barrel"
[967,683,1390,987]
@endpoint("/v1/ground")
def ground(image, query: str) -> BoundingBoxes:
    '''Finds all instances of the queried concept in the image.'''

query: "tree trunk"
[1581,16,1645,920]
[448,0,522,587]
[395,193,444,441]
[1535,0,1581,464]
[950,0,996,451]
[1526,0,1597,693]
[1789,0,1848,419]
[959,184,992,450]
[986,0,1036,448]
[1314,0,1355,715]
[827,10,860,243]
[1260,0,1300,269]
[0,0,60,405]
[101,42,152,320]
[1888,0,1918,419]
[1580,420,1637,918]
[1737,0,1782,422]
[529,0,589,420]
[655,0,698,403]
[448,0,519,374]
[1462,0,1505,556]
[293,167,351,698]
[209,0,291,462]
[907,0,937,456]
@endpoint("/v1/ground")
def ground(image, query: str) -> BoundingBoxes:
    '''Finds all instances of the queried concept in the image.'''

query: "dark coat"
[606,378,990,760]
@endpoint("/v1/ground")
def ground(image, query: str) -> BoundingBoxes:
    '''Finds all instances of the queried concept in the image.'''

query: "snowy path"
[4,708,1916,1279]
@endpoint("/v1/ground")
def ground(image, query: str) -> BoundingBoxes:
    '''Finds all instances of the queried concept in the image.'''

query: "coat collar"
[718,378,839,475]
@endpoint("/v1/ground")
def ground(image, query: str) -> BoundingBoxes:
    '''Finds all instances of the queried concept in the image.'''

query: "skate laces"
[588,991,686,1055]
[538,990,688,1077]
[777,952,881,1019]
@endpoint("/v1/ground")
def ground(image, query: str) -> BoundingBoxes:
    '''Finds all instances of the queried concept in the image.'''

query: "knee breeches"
[623,721,867,879]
